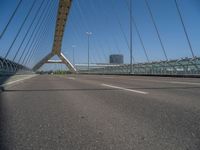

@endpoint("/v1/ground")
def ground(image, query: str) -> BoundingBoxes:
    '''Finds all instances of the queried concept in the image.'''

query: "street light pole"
[130,0,133,74]
[86,32,92,73]
[72,45,76,66]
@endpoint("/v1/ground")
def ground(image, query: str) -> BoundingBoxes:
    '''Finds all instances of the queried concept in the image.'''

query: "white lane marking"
[1,75,37,86]
[68,77,75,80]
[101,83,148,95]
[170,81,200,86]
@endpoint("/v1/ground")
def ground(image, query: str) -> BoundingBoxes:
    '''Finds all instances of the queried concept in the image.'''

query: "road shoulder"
[0,74,37,92]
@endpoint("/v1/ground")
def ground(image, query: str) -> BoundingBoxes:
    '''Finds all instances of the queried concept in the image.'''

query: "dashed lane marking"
[101,83,148,95]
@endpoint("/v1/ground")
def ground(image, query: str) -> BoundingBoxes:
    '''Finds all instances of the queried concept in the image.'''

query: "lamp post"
[130,0,133,74]
[86,32,92,73]
[72,45,76,66]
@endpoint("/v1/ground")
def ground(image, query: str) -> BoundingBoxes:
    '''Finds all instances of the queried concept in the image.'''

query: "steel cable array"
[144,0,168,61]
[12,0,46,61]
[0,0,23,39]
[25,2,58,67]
[174,0,195,58]
[18,0,52,64]
[4,0,36,59]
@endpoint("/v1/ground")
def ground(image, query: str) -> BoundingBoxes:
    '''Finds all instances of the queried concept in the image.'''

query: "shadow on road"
[2,85,200,93]
[0,94,7,149]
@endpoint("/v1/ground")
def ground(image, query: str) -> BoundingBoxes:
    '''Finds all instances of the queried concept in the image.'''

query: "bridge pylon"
[32,52,76,73]
[33,0,76,73]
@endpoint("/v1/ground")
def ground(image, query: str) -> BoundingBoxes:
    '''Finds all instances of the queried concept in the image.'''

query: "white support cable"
[4,0,37,59]
[13,0,46,61]
[0,0,23,39]
[98,0,121,55]
[25,2,58,67]
[75,0,106,64]
[87,0,114,62]
[144,0,168,61]
[174,0,195,58]
[17,0,52,64]
[22,0,55,65]
[123,0,150,62]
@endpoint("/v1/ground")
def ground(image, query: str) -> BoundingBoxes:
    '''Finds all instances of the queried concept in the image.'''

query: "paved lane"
[0,75,200,150]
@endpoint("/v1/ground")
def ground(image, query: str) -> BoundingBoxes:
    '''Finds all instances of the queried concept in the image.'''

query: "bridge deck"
[0,75,200,149]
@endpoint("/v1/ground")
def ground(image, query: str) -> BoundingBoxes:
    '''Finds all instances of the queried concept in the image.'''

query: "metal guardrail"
[78,57,200,76]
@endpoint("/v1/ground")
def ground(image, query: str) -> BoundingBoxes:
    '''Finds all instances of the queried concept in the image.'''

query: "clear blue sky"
[0,0,200,69]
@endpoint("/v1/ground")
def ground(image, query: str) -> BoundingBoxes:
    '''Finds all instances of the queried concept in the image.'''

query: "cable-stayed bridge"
[0,0,199,76]
[0,0,200,149]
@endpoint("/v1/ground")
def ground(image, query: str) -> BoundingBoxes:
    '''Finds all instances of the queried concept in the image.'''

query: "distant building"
[109,54,124,64]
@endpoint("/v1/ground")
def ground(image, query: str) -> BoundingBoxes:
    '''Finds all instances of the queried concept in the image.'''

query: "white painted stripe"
[68,77,75,80]
[1,75,37,86]
[170,81,200,86]
[101,83,148,94]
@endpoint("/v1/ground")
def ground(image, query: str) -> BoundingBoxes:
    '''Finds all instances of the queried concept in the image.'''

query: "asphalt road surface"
[1,74,200,150]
